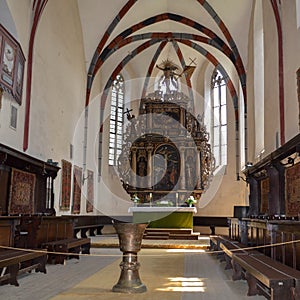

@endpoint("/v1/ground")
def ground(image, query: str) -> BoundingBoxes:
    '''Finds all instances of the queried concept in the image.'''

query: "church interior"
[0,0,300,299]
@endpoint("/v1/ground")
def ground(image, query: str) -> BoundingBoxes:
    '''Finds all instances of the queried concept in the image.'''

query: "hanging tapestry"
[285,163,300,216]
[72,165,82,214]
[60,160,72,210]
[9,168,36,215]
[260,178,269,214]
[86,169,94,213]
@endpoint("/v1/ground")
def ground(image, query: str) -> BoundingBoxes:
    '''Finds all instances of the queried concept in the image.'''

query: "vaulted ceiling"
[77,0,253,103]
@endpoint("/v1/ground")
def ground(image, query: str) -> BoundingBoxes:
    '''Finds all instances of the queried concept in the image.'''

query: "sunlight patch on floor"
[166,249,206,253]
[156,276,207,293]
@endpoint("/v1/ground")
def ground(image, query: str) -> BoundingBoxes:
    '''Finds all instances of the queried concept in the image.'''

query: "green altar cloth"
[128,207,197,229]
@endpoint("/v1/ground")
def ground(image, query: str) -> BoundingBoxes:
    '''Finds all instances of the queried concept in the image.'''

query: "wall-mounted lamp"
[42,164,47,176]
[237,174,247,182]
[280,153,299,167]
[280,157,295,167]
[47,159,58,166]
[82,172,92,184]
[245,162,253,168]
[237,162,253,181]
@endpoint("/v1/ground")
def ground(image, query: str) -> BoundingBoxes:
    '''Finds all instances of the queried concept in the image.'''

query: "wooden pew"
[193,216,229,235]
[219,239,251,271]
[212,234,300,299]
[72,215,107,238]
[17,216,91,265]
[210,236,258,271]
[65,215,133,238]
[0,217,47,286]
[41,237,90,264]
[232,253,300,299]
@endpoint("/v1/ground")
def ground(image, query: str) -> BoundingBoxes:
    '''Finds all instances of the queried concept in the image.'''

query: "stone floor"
[0,235,265,300]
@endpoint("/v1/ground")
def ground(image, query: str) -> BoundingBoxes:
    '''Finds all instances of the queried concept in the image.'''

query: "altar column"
[131,147,137,188]
[180,146,186,189]
[146,144,153,188]
[195,148,201,189]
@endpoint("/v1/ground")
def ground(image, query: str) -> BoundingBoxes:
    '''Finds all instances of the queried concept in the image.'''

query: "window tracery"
[109,74,124,166]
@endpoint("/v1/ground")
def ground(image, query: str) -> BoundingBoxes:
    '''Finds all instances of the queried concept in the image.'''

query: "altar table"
[128,207,197,229]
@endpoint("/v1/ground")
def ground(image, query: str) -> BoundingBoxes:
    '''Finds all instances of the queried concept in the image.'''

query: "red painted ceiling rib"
[23,0,48,152]
[270,0,285,145]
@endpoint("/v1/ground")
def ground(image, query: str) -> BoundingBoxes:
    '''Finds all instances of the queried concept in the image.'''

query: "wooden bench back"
[36,217,74,246]
[0,218,19,248]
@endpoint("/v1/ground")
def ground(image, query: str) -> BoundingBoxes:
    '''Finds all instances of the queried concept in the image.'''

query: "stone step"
[169,234,199,240]
[145,228,194,235]
[144,235,170,240]
[143,228,200,240]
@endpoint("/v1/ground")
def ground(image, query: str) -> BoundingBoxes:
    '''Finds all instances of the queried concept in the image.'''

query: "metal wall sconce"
[82,172,92,184]
[237,162,253,182]
[280,157,295,166]
[280,153,299,167]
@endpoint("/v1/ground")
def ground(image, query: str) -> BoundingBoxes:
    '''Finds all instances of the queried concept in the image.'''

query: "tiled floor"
[0,235,265,300]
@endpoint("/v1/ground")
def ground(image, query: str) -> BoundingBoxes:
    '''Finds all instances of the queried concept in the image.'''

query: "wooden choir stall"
[217,133,300,299]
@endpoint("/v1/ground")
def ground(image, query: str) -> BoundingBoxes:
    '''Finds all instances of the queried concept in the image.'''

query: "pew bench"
[219,239,251,270]
[194,216,229,235]
[231,252,300,299]
[210,235,225,260]
[212,235,300,299]
[42,237,90,264]
[0,249,47,286]
[210,236,249,261]
[74,225,103,238]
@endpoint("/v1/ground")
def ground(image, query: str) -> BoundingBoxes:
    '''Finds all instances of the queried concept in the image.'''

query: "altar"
[128,206,197,229]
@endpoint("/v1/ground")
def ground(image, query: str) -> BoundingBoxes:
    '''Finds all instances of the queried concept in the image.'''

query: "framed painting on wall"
[285,163,300,216]
[72,165,82,214]
[9,168,36,215]
[15,53,24,99]
[260,178,269,214]
[60,160,72,210]
[86,170,94,213]
[0,24,25,105]
[1,40,15,87]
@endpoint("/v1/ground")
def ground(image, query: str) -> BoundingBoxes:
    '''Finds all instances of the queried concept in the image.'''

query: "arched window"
[211,68,227,167]
[109,74,124,166]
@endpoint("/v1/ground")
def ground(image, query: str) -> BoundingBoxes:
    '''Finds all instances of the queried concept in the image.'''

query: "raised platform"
[90,234,210,249]
[144,228,200,240]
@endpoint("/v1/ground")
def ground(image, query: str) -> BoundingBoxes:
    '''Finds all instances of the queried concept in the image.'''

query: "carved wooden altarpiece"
[118,65,214,206]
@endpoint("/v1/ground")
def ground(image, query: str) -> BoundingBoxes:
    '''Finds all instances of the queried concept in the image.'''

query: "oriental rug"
[60,160,72,210]
[86,169,94,213]
[9,168,36,215]
[260,178,269,214]
[286,163,300,216]
[72,165,82,214]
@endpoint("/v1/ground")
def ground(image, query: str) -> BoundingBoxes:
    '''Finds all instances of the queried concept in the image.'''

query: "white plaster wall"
[262,0,280,157]
[26,0,86,214]
[191,59,248,217]
[246,0,300,164]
